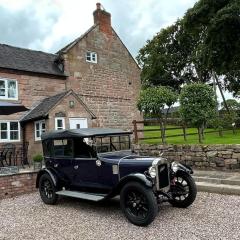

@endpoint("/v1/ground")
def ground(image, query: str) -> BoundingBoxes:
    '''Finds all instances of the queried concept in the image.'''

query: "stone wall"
[134,144,240,170]
[0,171,37,199]
[63,23,142,131]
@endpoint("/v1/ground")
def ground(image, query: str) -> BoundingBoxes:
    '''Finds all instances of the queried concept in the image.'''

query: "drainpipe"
[20,122,26,165]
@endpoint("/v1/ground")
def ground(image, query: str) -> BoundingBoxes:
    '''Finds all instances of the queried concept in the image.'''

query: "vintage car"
[36,128,197,226]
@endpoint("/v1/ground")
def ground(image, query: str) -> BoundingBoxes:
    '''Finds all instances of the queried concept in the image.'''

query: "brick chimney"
[93,3,112,35]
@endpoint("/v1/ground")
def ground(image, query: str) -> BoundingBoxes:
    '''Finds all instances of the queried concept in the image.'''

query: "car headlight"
[148,166,157,178]
[171,162,178,172]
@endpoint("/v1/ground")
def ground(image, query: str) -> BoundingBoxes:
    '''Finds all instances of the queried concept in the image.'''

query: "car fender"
[36,168,58,188]
[171,162,193,175]
[107,173,153,198]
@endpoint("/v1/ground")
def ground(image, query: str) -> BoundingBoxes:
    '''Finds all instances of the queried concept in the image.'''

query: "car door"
[51,139,74,184]
[72,158,100,189]
[71,138,100,189]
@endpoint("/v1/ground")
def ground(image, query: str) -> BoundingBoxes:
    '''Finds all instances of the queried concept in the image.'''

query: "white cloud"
[0,0,236,101]
[0,0,198,53]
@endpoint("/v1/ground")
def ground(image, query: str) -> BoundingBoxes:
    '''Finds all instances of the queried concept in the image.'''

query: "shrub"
[33,154,43,162]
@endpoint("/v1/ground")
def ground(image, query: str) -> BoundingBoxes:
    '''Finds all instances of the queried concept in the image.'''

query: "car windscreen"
[94,135,131,153]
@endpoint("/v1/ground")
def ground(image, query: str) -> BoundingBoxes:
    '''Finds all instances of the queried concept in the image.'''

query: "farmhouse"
[0,3,141,161]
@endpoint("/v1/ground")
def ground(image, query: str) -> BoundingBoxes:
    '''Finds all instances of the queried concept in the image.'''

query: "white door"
[69,118,88,129]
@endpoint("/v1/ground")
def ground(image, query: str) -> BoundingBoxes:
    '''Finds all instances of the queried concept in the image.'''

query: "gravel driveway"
[0,192,240,240]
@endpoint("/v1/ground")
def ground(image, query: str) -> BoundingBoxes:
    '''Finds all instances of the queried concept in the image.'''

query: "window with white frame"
[0,78,18,100]
[0,121,20,142]
[86,51,97,63]
[55,117,65,130]
[35,120,46,141]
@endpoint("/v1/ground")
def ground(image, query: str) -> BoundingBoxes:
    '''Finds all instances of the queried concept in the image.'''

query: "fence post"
[218,128,223,137]
[183,126,187,141]
[132,120,138,143]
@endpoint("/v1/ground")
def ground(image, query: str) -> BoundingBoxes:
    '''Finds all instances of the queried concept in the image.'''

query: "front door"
[69,118,88,129]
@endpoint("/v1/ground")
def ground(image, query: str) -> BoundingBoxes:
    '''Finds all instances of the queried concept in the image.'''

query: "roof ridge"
[0,43,58,57]
[43,90,70,101]
[56,24,98,54]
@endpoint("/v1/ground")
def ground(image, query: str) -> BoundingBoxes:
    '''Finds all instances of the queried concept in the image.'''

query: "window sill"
[86,60,97,64]
[0,139,20,143]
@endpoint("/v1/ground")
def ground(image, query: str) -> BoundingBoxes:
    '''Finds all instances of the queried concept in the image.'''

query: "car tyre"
[169,172,197,208]
[120,181,158,226]
[39,173,58,205]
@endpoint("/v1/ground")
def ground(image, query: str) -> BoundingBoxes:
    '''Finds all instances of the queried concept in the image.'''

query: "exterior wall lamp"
[69,100,75,108]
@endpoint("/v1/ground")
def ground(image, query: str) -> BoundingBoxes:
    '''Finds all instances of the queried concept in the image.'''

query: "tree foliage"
[137,86,178,143]
[184,0,240,95]
[136,20,209,90]
[179,83,217,133]
[221,99,240,111]
[137,0,240,96]
[137,86,178,115]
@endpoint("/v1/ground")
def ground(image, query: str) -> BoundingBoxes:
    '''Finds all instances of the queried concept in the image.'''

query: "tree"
[136,20,210,91]
[179,83,217,143]
[137,0,240,96]
[220,99,240,129]
[183,0,240,96]
[221,99,240,111]
[137,86,178,143]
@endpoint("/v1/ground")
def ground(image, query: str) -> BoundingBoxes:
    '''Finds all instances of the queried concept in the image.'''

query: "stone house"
[0,3,142,161]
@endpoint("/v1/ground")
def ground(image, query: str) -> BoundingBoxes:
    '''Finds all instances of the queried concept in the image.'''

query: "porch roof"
[20,90,96,123]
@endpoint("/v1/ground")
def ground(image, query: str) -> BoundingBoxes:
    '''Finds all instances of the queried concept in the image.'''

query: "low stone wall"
[134,144,240,170]
[0,171,37,200]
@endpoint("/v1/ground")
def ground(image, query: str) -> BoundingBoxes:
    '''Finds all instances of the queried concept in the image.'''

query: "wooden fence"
[132,120,236,144]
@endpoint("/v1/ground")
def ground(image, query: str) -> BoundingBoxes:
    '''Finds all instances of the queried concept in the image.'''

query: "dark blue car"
[36,128,197,226]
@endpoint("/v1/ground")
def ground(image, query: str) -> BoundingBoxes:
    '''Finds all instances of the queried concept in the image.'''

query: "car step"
[56,190,107,201]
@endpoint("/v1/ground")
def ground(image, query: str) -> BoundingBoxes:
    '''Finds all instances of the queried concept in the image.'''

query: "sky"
[0,0,198,56]
[0,0,234,100]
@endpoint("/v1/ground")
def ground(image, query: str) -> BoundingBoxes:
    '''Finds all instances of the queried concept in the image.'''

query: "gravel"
[0,192,240,240]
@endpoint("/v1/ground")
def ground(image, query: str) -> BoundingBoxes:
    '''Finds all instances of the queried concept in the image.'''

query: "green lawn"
[142,125,240,144]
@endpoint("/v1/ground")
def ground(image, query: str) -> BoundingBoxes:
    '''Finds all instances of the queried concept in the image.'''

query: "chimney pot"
[96,3,101,10]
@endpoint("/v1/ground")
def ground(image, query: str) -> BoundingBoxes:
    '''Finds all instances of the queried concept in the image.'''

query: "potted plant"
[33,154,43,170]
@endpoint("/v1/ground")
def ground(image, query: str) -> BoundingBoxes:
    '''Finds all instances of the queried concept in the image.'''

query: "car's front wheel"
[169,172,197,208]
[39,173,58,205]
[120,182,158,226]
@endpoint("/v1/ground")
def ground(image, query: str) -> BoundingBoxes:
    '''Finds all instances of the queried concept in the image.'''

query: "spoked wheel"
[39,173,58,205]
[120,182,158,226]
[169,172,197,208]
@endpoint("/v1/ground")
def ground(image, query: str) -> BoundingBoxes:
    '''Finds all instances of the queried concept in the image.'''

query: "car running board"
[56,190,107,201]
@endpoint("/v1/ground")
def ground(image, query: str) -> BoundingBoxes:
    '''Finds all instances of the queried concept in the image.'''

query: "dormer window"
[86,51,97,63]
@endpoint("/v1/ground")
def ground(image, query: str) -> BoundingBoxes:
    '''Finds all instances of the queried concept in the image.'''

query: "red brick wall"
[0,70,66,152]
[0,70,66,120]
[0,171,37,199]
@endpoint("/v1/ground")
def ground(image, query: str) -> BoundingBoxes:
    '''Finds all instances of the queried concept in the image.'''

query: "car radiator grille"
[158,164,170,189]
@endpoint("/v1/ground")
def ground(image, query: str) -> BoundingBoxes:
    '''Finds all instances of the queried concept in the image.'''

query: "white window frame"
[0,78,18,100]
[34,120,46,141]
[0,121,20,142]
[86,51,97,63]
[55,117,65,130]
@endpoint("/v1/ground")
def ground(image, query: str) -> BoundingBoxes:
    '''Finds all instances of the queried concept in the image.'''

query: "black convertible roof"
[41,128,132,140]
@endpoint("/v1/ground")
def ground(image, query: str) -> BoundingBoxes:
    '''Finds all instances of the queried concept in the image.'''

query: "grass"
[142,125,240,144]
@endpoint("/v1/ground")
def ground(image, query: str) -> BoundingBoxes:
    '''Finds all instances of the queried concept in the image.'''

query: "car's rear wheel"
[39,173,58,205]
[120,182,158,226]
[169,172,197,208]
